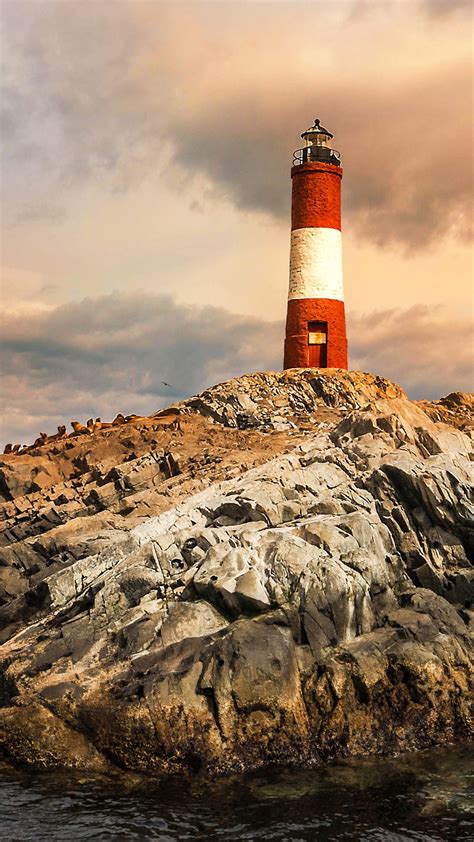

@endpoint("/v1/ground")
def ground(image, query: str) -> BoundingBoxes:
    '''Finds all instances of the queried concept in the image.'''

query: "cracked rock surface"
[0,370,472,775]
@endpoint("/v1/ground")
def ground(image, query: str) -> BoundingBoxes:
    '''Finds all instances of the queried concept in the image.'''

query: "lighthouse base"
[284,298,348,370]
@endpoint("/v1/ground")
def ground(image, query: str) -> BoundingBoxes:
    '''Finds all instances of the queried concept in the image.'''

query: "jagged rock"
[0,370,472,775]
[158,600,229,647]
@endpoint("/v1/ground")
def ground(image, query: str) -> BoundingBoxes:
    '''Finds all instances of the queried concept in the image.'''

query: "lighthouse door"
[308,321,328,367]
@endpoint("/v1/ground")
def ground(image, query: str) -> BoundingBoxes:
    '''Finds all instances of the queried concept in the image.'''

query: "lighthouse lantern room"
[295,118,341,166]
[284,118,348,370]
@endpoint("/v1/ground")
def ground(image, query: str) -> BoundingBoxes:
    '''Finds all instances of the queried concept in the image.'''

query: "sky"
[1,0,473,446]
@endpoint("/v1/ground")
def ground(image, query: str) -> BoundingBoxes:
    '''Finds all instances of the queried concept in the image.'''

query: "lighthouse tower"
[283,119,348,370]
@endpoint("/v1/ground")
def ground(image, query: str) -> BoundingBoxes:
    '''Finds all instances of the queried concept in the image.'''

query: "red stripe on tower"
[284,118,348,370]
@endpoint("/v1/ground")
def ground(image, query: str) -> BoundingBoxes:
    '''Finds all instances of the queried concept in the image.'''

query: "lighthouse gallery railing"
[293,147,341,166]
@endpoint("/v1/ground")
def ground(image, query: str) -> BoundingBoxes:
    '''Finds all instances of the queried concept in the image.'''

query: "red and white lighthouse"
[283,119,348,370]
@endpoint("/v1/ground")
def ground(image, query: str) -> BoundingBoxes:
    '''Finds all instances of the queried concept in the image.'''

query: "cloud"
[352,0,472,17]
[1,1,472,249]
[348,305,474,399]
[0,265,56,313]
[12,205,66,226]
[1,292,472,447]
[166,60,472,251]
[0,292,282,445]
[423,0,472,18]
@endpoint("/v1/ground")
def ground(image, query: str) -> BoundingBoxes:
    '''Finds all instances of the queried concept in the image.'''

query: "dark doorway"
[308,321,328,367]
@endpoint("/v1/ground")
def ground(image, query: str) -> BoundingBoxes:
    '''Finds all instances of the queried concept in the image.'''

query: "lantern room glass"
[304,131,332,149]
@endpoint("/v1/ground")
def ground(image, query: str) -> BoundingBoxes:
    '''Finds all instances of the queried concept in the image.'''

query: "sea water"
[0,745,472,841]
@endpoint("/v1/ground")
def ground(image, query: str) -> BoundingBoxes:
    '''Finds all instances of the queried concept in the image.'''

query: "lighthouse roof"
[301,118,334,139]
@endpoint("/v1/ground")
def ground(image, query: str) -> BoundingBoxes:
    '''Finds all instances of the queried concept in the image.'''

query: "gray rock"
[0,370,471,776]
[159,600,228,647]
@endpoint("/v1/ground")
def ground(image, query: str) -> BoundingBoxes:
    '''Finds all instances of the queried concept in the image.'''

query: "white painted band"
[288,227,344,301]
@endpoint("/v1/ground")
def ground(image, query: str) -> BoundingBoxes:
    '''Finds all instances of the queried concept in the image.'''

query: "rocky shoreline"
[0,370,472,774]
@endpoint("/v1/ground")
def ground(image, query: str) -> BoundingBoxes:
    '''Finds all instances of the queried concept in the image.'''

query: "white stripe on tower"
[288,228,343,302]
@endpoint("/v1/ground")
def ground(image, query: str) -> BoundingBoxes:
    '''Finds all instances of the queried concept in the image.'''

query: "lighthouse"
[283,119,348,370]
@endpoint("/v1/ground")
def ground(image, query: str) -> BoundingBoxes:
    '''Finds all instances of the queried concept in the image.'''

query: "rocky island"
[0,370,472,775]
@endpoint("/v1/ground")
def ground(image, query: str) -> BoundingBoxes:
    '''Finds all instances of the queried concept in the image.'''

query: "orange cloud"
[2,1,472,249]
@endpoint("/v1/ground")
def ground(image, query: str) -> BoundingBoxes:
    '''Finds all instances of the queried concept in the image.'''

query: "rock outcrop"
[0,370,472,774]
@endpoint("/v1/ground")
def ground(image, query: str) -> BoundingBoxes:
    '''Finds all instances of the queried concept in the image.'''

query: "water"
[0,746,472,841]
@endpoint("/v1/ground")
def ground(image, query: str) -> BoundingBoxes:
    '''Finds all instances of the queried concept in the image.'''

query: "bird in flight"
[161,381,172,388]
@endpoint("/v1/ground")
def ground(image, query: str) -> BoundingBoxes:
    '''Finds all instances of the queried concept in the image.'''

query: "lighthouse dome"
[301,118,334,141]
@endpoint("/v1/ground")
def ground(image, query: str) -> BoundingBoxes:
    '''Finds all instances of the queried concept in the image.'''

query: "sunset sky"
[1,0,472,446]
